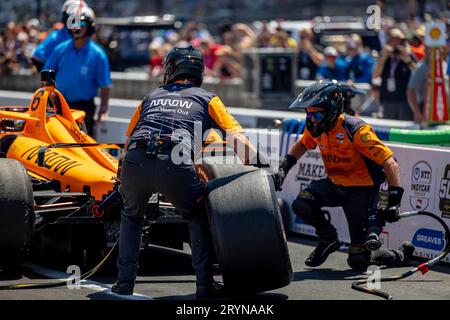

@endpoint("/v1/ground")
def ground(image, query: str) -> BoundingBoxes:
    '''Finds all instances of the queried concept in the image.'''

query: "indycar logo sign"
[410,161,432,210]
[439,164,450,218]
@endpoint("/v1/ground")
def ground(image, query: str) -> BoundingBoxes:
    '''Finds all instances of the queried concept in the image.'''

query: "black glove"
[383,186,404,223]
[383,207,400,223]
[273,169,286,192]
[273,154,297,191]
[387,186,404,208]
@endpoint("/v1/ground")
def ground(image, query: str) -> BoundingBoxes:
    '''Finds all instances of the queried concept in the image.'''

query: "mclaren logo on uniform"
[410,161,432,210]
[361,132,371,143]
[439,164,450,218]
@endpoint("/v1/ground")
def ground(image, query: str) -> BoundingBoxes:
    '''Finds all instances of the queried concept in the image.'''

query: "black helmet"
[289,80,343,137]
[337,82,365,116]
[163,46,204,86]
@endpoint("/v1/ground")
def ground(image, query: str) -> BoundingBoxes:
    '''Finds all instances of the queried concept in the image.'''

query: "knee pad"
[291,190,319,225]
[347,245,371,271]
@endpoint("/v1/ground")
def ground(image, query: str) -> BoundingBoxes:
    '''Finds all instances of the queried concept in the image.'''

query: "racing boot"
[370,241,416,267]
[196,280,226,299]
[111,280,135,295]
[305,238,341,267]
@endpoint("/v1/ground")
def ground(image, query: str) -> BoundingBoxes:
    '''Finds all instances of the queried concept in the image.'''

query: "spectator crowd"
[1,10,449,124]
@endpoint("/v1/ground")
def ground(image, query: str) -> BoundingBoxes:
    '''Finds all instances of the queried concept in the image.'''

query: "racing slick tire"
[278,197,292,232]
[196,155,292,294]
[0,158,35,270]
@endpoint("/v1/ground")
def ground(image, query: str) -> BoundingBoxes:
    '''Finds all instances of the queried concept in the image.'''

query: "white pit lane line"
[22,262,153,300]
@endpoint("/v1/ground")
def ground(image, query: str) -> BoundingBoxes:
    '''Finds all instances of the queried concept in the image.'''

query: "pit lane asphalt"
[1,235,449,300]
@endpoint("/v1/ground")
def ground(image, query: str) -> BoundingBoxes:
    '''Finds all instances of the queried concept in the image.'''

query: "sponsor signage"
[412,228,445,251]
[439,164,450,219]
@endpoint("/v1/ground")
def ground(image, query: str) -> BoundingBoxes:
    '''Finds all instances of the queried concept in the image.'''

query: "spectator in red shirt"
[199,39,221,75]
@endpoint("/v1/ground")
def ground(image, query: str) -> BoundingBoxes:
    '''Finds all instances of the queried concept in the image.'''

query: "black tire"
[0,158,35,270]
[196,156,292,294]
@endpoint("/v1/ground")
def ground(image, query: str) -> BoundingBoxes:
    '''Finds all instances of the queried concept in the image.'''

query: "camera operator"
[372,28,416,121]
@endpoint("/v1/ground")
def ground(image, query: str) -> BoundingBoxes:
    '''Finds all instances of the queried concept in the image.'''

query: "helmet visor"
[306,110,325,122]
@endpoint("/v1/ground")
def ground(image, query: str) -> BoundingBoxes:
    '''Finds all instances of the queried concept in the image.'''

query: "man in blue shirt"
[44,6,111,137]
[32,0,88,71]
[447,54,450,76]
[345,35,375,83]
[316,46,348,81]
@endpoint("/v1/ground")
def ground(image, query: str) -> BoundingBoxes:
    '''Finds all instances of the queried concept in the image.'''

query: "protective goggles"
[306,110,325,121]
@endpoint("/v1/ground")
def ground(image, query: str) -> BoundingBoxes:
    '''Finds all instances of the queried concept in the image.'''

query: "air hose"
[0,239,118,290]
[351,211,450,300]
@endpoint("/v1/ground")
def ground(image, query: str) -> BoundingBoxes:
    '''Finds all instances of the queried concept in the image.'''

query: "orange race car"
[0,70,187,269]
[0,71,291,294]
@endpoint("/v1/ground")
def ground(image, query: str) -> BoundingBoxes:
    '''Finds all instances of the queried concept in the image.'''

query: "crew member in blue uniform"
[32,0,88,71]
[44,6,111,137]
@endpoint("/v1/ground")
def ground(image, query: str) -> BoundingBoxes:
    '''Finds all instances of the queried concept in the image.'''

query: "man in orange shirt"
[273,80,413,271]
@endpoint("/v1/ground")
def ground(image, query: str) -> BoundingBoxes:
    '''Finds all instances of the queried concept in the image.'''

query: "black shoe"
[111,280,135,295]
[400,241,415,262]
[196,281,226,299]
[305,239,341,267]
